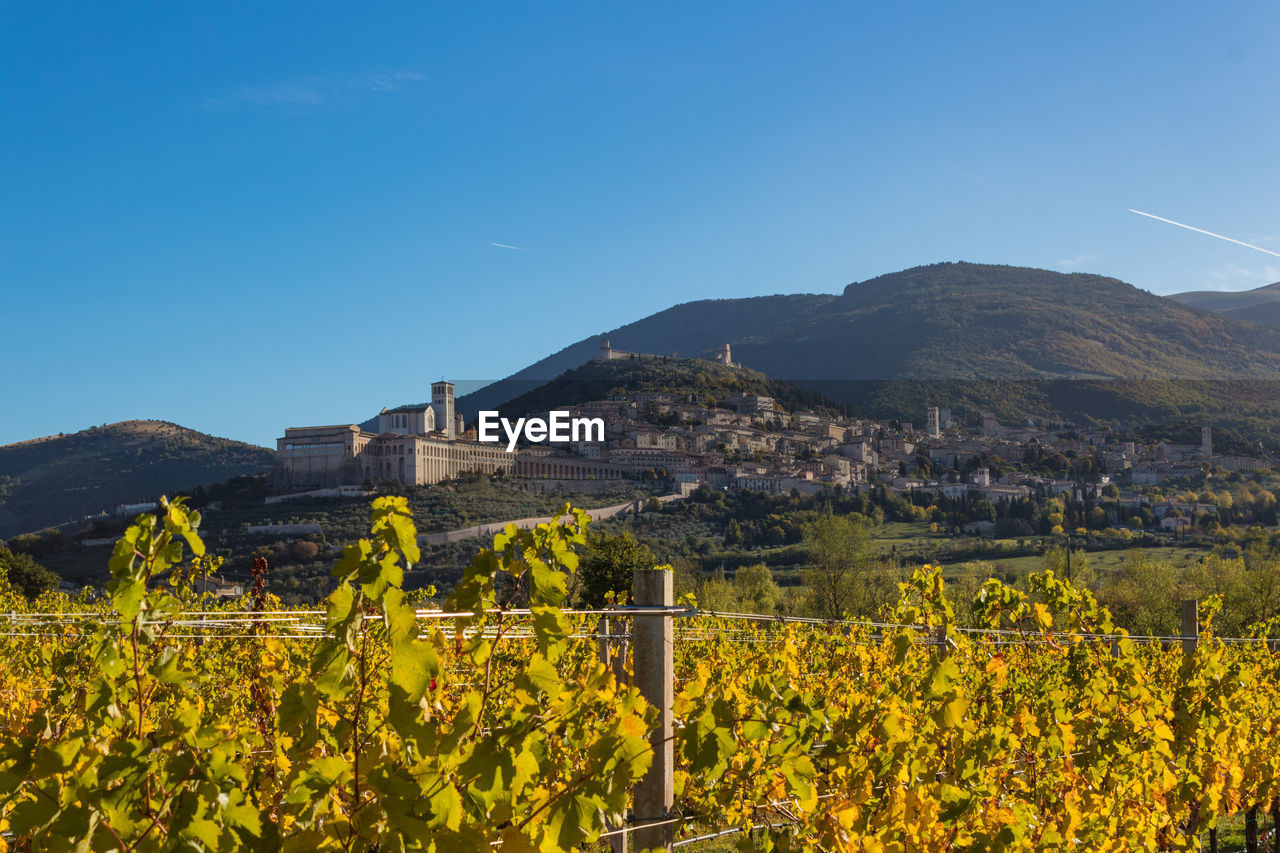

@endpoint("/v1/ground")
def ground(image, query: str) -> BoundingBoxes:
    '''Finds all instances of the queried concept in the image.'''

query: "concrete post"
[633,569,674,852]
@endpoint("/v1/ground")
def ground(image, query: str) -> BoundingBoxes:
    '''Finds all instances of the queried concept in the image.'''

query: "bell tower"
[432,381,456,439]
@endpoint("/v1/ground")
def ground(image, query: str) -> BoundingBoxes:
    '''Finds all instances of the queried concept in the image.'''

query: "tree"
[0,545,59,598]
[1095,551,1179,636]
[971,499,997,524]
[291,540,320,562]
[577,531,656,606]
[801,514,870,620]
[723,518,743,547]
[733,564,781,614]
[5,528,67,559]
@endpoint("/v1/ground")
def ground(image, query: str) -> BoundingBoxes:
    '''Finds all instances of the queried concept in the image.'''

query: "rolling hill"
[494,356,847,420]
[460,262,1280,438]
[1169,281,1280,328]
[0,421,274,538]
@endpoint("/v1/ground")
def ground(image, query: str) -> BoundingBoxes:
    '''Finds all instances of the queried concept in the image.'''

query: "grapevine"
[2,497,1280,851]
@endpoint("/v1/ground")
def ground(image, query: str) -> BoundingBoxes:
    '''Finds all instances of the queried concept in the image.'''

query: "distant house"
[194,577,243,598]
[115,501,158,517]
[729,395,776,416]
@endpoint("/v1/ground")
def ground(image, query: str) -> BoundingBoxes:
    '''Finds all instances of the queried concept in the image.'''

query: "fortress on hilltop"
[599,338,738,368]
[270,381,508,488]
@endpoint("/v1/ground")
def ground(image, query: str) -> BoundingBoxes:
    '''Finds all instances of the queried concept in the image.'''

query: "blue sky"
[3,2,1278,447]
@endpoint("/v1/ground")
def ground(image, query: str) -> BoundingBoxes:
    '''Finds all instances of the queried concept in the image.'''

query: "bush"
[291,540,320,562]
[0,545,59,598]
[5,528,67,559]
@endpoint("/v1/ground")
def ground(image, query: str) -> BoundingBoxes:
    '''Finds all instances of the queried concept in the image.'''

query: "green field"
[978,545,1207,577]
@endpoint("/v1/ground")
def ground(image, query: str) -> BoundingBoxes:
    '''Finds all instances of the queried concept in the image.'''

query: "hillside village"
[13,346,1279,601]
[486,345,1275,536]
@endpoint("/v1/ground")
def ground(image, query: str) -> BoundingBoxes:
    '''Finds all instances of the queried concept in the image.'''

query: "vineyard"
[3,497,1280,851]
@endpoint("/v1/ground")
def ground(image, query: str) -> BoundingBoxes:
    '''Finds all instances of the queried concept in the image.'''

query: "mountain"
[459,262,1280,438]
[0,421,274,538]
[1168,281,1280,328]
[455,294,829,416]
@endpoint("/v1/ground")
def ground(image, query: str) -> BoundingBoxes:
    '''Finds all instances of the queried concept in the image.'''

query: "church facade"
[270,381,510,489]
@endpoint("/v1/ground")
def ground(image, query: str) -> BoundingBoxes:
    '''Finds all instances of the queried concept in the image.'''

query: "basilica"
[269,381,509,488]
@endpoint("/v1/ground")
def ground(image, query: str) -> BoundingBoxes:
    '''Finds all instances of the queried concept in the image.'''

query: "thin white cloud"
[489,242,528,251]
[1129,209,1280,259]
[207,69,426,109]
[1057,253,1100,269]
[1204,263,1280,291]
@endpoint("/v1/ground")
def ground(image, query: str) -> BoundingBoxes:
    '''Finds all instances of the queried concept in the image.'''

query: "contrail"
[1129,209,1280,258]
[489,242,527,251]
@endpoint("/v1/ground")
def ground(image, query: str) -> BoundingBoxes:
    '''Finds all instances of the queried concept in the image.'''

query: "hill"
[1169,281,1280,329]
[0,421,274,538]
[1168,281,1280,312]
[494,356,846,419]
[455,293,830,416]
[460,263,1280,437]
[35,474,651,603]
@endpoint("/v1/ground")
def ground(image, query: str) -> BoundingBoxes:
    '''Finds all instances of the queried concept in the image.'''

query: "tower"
[1201,426,1212,458]
[432,381,456,439]
[926,406,941,439]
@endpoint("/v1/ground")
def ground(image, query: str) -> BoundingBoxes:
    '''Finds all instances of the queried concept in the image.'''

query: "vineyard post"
[597,616,612,670]
[1181,600,1198,657]
[1183,599,1203,845]
[597,616,628,853]
[633,568,674,852]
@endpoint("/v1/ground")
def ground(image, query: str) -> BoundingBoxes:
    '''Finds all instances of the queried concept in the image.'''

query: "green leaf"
[148,646,194,684]
[108,577,145,621]
[428,782,464,831]
[391,638,440,702]
[892,630,913,665]
[324,583,357,631]
[32,737,84,776]
[219,790,263,837]
[934,695,968,729]
[927,656,961,700]
[530,605,572,659]
[10,792,60,835]
[310,642,353,698]
[388,510,421,565]
[178,817,222,848]
[520,655,561,699]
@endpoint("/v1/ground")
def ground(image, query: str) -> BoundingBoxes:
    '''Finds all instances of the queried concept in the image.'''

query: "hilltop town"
[269,341,1276,538]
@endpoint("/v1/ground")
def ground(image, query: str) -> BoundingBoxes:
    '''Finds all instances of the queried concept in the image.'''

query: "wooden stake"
[633,569,674,852]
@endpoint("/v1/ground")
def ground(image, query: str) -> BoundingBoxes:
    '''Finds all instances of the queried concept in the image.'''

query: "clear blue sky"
[3,2,1278,447]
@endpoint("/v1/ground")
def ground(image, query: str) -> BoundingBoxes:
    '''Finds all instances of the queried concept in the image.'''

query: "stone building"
[599,337,738,368]
[712,343,738,368]
[270,381,508,489]
[599,339,644,361]
[926,406,941,439]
